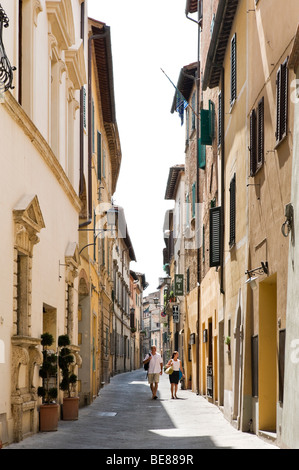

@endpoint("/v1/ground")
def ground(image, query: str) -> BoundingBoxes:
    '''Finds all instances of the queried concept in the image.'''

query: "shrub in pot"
[37,332,59,431]
[58,334,79,420]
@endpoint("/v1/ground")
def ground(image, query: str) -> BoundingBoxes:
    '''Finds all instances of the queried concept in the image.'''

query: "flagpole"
[160,68,199,118]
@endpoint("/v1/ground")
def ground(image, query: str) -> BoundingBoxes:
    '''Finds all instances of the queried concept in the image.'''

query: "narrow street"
[5,368,278,451]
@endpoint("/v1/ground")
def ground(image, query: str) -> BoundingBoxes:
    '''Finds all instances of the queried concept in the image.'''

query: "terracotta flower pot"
[62,397,79,421]
[39,403,59,432]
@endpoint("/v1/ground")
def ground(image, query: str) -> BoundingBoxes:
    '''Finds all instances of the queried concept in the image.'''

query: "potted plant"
[37,332,59,432]
[225,336,231,352]
[58,334,79,421]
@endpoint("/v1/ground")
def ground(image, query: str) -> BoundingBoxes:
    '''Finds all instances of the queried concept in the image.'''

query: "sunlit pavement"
[4,368,278,450]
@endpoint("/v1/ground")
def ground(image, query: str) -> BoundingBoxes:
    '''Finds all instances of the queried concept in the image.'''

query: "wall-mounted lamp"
[245,261,268,289]
[281,203,293,238]
[78,207,117,255]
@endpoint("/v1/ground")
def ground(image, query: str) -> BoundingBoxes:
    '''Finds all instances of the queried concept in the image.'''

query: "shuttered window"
[229,174,236,248]
[97,131,102,180]
[230,33,237,105]
[192,92,196,130]
[201,109,212,145]
[209,100,215,140]
[200,101,215,146]
[218,91,222,147]
[257,97,264,167]
[276,58,288,145]
[198,138,206,169]
[250,97,264,176]
[250,109,257,176]
[192,183,196,218]
[209,206,221,267]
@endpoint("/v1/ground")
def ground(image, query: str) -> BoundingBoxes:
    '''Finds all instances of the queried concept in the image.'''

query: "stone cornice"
[3,91,82,213]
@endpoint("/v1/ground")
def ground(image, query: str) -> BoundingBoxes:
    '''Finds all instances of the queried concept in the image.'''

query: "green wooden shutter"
[201,109,212,145]
[97,131,102,180]
[209,206,221,267]
[198,138,206,169]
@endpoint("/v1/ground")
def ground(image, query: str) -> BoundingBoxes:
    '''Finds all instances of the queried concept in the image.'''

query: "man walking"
[143,346,163,399]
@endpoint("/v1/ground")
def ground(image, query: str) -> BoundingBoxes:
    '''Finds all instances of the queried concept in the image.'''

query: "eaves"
[202,0,239,91]
[171,62,198,114]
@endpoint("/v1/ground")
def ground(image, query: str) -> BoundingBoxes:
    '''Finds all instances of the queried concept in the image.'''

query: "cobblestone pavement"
[4,368,278,451]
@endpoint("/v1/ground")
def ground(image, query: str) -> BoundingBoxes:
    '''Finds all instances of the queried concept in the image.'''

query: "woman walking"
[166,351,185,399]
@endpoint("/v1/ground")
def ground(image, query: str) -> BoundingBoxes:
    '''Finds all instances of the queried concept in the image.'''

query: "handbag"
[179,370,183,380]
[165,365,173,375]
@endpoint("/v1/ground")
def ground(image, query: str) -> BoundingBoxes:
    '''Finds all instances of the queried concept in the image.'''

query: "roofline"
[202,0,239,91]
[164,165,185,200]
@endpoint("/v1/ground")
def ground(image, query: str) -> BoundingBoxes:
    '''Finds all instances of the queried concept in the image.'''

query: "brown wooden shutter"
[218,91,222,147]
[231,34,237,104]
[250,109,257,176]
[209,206,221,267]
[280,59,288,140]
[257,97,264,168]
[229,174,236,248]
[276,58,288,144]
[276,67,281,143]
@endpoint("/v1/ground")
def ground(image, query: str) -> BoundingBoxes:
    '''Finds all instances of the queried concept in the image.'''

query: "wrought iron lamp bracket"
[245,261,268,278]
[0,5,16,93]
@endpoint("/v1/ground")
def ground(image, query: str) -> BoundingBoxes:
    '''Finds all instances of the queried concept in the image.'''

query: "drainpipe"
[186,0,202,396]
[220,67,225,295]
[79,27,110,228]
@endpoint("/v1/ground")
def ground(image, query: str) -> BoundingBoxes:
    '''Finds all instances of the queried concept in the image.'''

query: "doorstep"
[258,430,277,443]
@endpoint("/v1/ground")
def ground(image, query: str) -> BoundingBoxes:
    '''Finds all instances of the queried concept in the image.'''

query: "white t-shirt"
[145,352,163,374]
[170,359,180,371]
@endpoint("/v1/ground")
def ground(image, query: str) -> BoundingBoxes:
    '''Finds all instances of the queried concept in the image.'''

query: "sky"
[88,0,198,293]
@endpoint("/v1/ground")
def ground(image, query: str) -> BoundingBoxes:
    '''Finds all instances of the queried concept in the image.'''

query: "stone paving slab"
[3,368,279,451]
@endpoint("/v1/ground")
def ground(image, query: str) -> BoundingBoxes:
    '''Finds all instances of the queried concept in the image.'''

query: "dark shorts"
[169,370,180,384]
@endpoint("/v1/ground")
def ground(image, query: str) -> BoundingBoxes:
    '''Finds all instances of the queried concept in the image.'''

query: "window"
[198,138,206,169]
[200,100,215,146]
[191,92,196,130]
[192,183,196,218]
[17,252,29,336]
[276,58,288,145]
[230,33,237,105]
[209,206,221,267]
[218,91,222,147]
[229,174,236,248]
[250,97,264,176]
[97,131,102,180]
[186,193,190,227]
